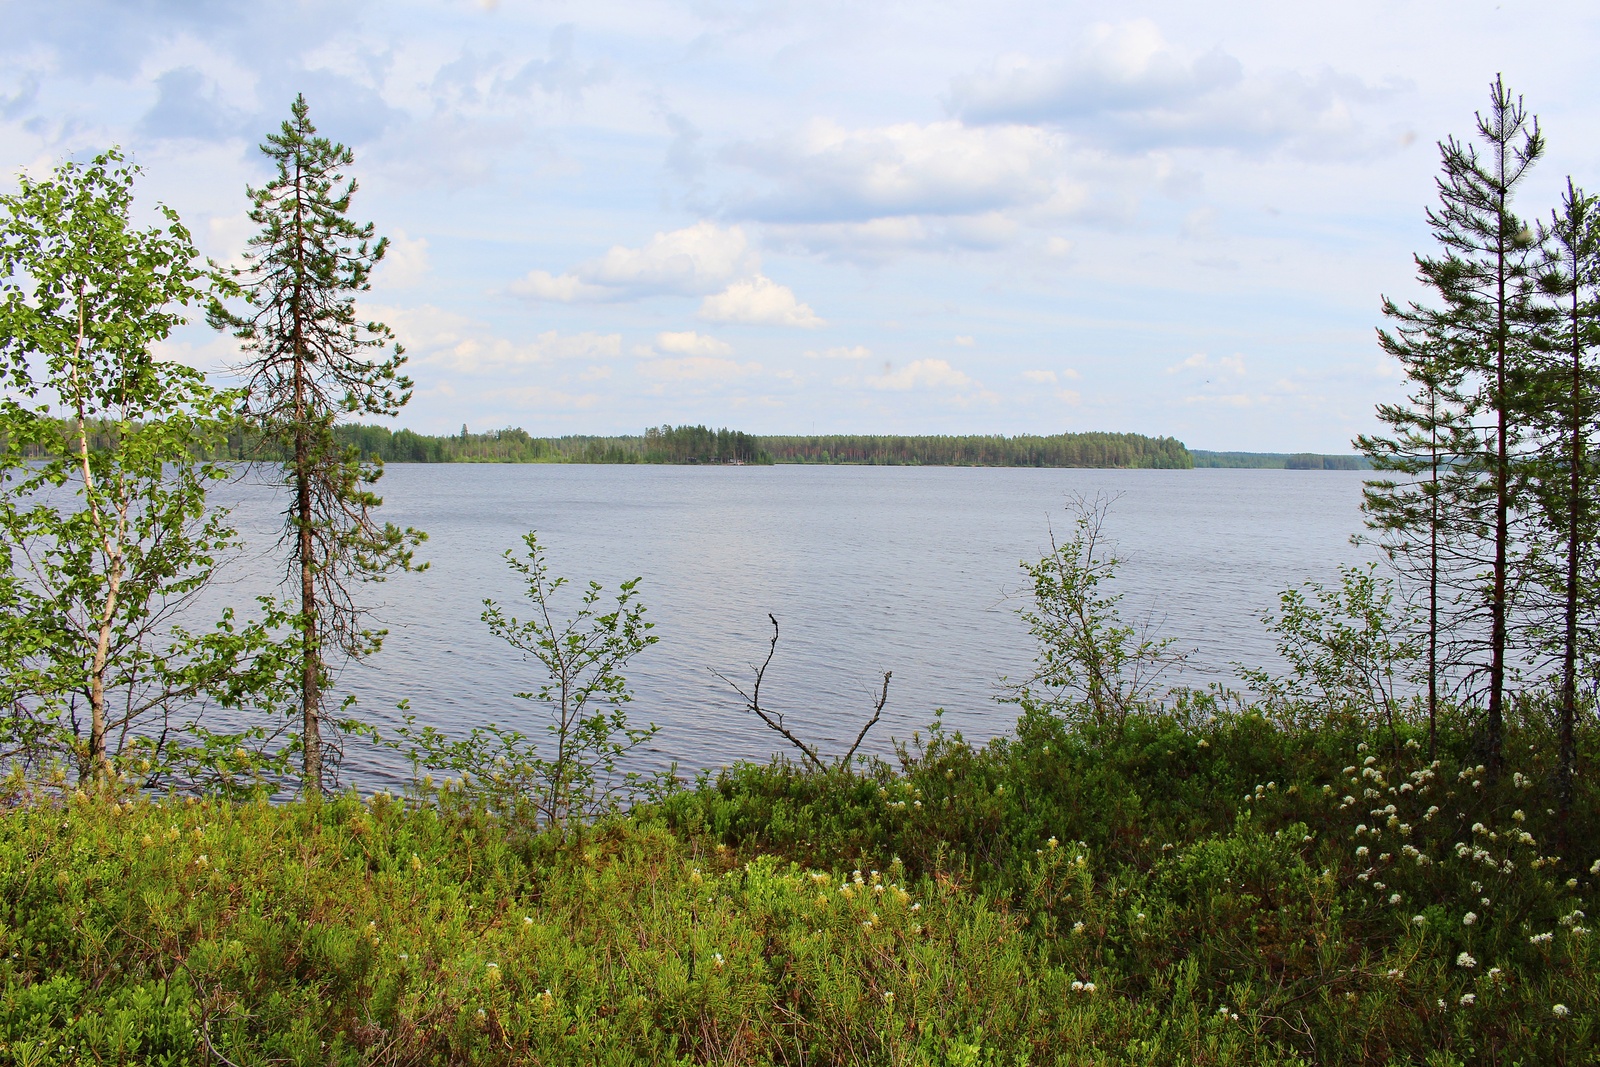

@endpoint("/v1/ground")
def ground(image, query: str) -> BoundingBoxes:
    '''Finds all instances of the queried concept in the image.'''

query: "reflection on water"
[204,465,1374,790]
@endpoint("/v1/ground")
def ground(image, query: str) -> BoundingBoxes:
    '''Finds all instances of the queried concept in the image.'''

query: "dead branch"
[841,671,891,768]
[711,614,826,772]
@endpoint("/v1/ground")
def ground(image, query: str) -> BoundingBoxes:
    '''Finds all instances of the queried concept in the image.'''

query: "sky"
[3,1,1599,451]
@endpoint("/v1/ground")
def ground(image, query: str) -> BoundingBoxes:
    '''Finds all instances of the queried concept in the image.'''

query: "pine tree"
[1532,179,1600,811]
[209,95,425,796]
[1359,77,1544,776]
[1356,315,1479,757]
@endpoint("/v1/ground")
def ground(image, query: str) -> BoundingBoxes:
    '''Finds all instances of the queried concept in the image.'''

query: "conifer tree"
[1356,320,1479,757]
[1360,77,1544,776]
[1532,180,1600,810]
[210,95,424,796]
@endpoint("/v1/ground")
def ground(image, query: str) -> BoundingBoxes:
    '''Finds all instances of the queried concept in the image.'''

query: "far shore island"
[215,422,1366,470]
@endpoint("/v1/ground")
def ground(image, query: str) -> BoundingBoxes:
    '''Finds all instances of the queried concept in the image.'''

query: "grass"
[1,707,1597,1065]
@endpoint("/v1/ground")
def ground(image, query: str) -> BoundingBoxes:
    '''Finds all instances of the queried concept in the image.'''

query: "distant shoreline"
[297,424,1369,471]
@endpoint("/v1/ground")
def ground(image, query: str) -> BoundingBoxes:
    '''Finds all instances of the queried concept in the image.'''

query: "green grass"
[2,708,1597,1064]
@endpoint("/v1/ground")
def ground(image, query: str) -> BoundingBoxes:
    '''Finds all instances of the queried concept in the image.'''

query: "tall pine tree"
[1532,179,1600,811]
[1360,77,1543,776]
[210,95,425,796]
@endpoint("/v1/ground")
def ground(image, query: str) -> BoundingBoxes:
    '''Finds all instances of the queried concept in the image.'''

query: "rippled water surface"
[211,464,1374,789]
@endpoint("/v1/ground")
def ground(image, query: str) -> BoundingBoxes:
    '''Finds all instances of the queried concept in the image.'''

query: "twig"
[840,671,891,768]
[710,615,826,772]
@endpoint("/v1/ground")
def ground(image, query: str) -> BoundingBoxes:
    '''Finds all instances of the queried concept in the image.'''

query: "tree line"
[756,431,1190,468]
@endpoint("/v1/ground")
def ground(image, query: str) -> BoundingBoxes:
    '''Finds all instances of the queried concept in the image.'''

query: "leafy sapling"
[397,531,660,829]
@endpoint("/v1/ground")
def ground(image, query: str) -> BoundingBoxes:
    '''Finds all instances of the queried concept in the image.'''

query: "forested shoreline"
[272,424,1199,468]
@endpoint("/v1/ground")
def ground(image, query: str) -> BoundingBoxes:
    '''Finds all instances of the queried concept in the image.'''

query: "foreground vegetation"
[4,706,1596,1066]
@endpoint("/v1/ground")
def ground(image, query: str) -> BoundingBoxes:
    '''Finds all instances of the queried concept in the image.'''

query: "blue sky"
[4,1,1598,450]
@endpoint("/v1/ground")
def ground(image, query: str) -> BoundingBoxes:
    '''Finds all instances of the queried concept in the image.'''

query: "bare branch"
[710,614,826,772]
[840,671,891,768]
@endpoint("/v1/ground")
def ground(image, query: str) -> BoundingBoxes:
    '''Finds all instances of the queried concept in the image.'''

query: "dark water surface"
[211,465,1374,789]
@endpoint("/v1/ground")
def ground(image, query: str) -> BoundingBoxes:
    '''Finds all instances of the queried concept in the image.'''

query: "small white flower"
[1456,952,1476,968]
[1459,993,1476,1007]
[1553,1004,1570,1018]
[1463,912,1477,926]
[1071,921,1084,934]
[1389,894,1402,905]
[1413,915,1426,926]
[1356,846,1370,858]
[1531,932,1554,945]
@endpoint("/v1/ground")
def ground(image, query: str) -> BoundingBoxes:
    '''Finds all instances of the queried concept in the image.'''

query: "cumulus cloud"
[510,222,756,302]
[375,228,431,289]
[948,19,1410,158]
[726,118,1086,225]
[1167,352,1245,376]
[655,330,733,356]
[1022,369,1056,384]
[866,358,973,391]
[637,356,762,382]
[806,345,871,360]
[370,303,620,373]
[699,274,823,327]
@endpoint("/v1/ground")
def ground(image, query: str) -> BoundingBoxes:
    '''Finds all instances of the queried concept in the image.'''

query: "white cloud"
[954,335,975,346]
[727,118,1086,226]
[699,274,823,327]
[637,356,762,382]
[655,330,732,356]
[806,345,871,360]
[508,270,614,302]
[949,19,1410,158]
[866,358,974,391]
[369,303,620,373]
[1022,369,1056,384]
[1167,352,1245,376]
[376,228,431,289]
[510,222,755,302]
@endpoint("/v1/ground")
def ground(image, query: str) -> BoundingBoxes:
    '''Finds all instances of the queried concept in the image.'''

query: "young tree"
[0,150,283,787]
[395,532,661,831]
[1357,299,1481,757]
[209,95,424,796]
[1363,77,1544,777]
[1531,180,1600,809]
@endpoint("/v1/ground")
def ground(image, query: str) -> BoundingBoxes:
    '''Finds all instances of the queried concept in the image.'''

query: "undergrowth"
[1,707,1596,1065]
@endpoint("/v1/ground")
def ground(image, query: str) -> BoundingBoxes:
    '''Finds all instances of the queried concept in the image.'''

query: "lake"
[211,464,1375,790]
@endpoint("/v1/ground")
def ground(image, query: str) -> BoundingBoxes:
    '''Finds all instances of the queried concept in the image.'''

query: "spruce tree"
[210,95,424,796]
[1532,179,1600,811]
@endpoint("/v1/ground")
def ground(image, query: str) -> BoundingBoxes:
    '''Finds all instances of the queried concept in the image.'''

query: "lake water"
[211,465,1375,790]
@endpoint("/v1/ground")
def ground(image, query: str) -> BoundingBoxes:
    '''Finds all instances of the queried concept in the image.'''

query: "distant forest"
[298,426,1194,469]
[14,421,1368,471]
[757,432,1192,468]
[1190,450,1370,470]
